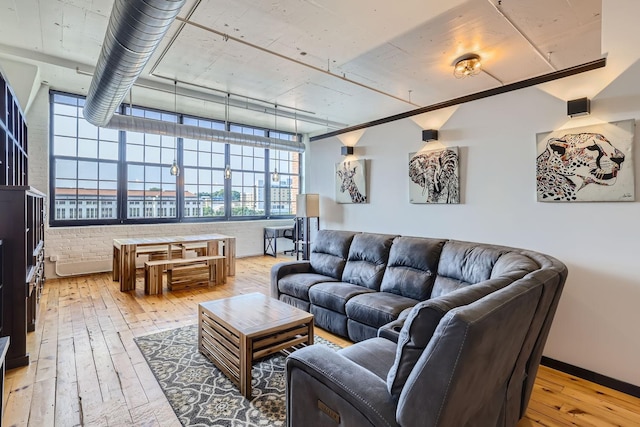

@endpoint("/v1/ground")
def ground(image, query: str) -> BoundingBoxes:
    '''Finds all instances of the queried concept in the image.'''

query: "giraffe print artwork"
[335,160,367,203]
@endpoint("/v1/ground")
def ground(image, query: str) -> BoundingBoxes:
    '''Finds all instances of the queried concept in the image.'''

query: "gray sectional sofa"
[270,229,568,426]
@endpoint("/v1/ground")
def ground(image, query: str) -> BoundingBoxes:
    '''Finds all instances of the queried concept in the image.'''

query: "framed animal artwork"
[536,119,635,202]
[335,160,367,204]
[409,147,460,204]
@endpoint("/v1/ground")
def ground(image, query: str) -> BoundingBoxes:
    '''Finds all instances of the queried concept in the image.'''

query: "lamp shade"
[296,193,320,217]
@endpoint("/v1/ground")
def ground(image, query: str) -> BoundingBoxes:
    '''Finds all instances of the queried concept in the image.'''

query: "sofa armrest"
[286,346,398,427]
[270,261,313,299]
[378,318,404,343]
[378,307,413,343]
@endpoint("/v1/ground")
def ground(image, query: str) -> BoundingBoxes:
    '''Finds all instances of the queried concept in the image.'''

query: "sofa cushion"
[338,337,397,381]
[279,295,310,312]
[310,305,349,337]
[380,236,446,300]
[278,273,337,301]
[309,230,357,279]
[346,292,419,329]
[386,277,512,398]
[347,320,379,343]
[309,282,375,314]
[431,240,507,297]
[342,233,396,290]
[491,252,539,280]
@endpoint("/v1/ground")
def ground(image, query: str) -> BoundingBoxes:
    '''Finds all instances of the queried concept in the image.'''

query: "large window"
[51,94,119,222]
[182,117,226,218]
[270,132,301,216]
[49,92,301,226]
[124,106,178,220]
[229,125,266,217]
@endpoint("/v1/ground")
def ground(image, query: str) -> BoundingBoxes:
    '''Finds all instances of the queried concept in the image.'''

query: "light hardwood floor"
[3,255,639,426]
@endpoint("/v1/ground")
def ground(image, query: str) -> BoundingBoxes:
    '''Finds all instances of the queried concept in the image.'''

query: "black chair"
[283,218,304,258]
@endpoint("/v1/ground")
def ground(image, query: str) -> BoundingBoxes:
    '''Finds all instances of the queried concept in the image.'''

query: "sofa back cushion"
[380,237,446,300]
[309,230,357,279]
[431,240,507,298]
[386,277,512,399]
[341,233,396,289]
[490,251,539,280]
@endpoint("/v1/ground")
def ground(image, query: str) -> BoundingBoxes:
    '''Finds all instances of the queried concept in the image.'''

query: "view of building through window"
[50,92,301,225]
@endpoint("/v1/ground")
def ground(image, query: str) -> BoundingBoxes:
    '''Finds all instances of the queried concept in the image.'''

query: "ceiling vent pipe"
[84,0,186,127]
[105,115,306,152]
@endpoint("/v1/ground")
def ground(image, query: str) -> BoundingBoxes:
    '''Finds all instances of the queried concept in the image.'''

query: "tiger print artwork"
[409,147,460,204]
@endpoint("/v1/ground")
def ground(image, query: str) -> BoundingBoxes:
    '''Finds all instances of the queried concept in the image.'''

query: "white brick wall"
[26,85,295,278]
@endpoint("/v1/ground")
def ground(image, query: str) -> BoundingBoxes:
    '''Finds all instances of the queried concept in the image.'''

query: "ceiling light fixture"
[272,104,280,183]
[169,80,180,176]
[453,54,482,79]
[224,94,232,180]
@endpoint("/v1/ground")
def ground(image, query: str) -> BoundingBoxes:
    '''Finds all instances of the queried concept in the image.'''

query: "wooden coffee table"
[198,293,314,398]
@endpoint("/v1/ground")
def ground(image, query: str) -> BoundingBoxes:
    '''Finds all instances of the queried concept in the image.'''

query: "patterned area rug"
[134,324,340,427]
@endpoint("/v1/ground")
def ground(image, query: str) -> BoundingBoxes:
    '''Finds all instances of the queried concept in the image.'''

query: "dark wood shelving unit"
[0,186,45,368]
[0,69,45,370]
[0,72,28,187]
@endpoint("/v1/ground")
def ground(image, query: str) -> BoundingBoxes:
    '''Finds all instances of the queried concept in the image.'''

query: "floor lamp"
[296,194,319,260]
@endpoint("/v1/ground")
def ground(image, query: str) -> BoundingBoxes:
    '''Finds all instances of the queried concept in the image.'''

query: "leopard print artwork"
[536,132,625,201]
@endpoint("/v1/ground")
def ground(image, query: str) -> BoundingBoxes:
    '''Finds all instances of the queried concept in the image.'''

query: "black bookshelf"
[0,69,45,370]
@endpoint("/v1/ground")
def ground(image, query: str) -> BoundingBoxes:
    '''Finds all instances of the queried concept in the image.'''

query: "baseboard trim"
[541,356,640,398]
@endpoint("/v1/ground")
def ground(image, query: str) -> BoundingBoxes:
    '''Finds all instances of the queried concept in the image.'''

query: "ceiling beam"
[310,58,607,142]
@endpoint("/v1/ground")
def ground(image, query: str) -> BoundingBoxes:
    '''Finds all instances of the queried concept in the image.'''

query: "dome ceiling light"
[453,54,482,79]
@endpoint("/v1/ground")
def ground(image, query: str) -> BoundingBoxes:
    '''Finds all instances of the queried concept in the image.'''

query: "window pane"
[53,136,77,157]
[99,141,119,160]
[78,120,98,139]
[55,115,78,137]
[78,138,98,158]
[100,127,119,142]
[145,146,161,163]
[78,161,98,180]
[56,159,77,179]
[127,144,144,161]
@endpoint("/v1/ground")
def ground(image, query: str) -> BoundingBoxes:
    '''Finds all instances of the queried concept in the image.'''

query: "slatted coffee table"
[198,292,314,398]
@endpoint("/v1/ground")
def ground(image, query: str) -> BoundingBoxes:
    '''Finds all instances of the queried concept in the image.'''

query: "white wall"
[308,0,640,388]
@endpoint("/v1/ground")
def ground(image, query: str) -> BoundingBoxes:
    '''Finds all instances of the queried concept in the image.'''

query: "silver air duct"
[106,115,306,152]
[84,0,186,127]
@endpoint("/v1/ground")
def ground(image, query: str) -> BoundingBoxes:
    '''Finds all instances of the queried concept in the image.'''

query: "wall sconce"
[224,164,232,179]
[567,97,590,117]
[453,53,481,78]
[341,146,354,156]
[422,129,439,142]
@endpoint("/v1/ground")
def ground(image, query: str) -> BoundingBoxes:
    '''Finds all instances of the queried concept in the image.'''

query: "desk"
[112,234,236,292]
[263,225,294,257]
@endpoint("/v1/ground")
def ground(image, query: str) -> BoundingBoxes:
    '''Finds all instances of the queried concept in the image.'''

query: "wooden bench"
[144,255,226,295]
[136,245,184,262]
